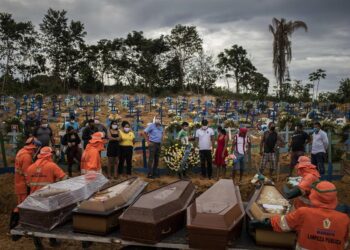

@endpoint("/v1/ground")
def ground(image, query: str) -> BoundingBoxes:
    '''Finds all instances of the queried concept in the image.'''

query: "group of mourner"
[11,110,349,250]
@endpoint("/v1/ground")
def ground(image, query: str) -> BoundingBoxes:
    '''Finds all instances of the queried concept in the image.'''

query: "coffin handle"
[161,227,172,234]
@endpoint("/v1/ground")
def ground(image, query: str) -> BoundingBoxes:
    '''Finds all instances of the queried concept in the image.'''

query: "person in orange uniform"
[26,147,67,193]
[80,132,105,174]
[251,181,350,250]
[10,137,41,236]
[14,137,41,204]
[283,156,320,208]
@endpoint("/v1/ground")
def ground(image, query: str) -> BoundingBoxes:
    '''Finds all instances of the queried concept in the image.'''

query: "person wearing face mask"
[118,121,135,177]
[107,121,120,179]
[80,132,105,174]
[64,114,79,131]
[195,119,215,179]
[61,126,81,177]
[82,119,98,149]
[259,122,284,179]
[311,122,329,175]
[94,116,108,135]
[34,118,55,147]
[144,116,164,178]
[288,123,311,176]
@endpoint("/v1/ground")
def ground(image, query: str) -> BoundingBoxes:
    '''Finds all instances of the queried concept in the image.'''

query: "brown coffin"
[119,180,195,244]
[245,184,296,249]
[72,178,147,235]
[187,179,245,249]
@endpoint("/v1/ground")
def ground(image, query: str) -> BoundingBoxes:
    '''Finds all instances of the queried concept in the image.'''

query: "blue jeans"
[233,153,245,172]
[311,152,326,175]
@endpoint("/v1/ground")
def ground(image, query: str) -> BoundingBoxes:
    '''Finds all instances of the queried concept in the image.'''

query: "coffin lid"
[18,174,108,212]
[187,179,244,230]
[120,180,195,223]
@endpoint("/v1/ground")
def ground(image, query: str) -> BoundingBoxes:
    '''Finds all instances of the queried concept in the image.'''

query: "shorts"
[259,152,276,171]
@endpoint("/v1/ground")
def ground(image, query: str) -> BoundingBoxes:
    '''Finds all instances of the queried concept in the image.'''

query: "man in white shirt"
[311,122,329,175]
[195,119,215,179]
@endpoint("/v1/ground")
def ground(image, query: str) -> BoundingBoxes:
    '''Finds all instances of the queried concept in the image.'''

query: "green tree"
[40,8,86,91]
[248,72,269,98]
[337,78,350,103]
[308,69,326,101]
[188,52,218,95]
[217,45,256,94]
[0,12,34,92]
[269,18,308,99]
[166,24,203,91]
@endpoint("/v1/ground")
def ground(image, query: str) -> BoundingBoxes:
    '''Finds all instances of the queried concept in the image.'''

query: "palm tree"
[269,18,308,99]
[308,69,326,102]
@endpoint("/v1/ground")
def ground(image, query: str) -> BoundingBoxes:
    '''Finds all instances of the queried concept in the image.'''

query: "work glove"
[283,184,302,199]
[249,218,272,230]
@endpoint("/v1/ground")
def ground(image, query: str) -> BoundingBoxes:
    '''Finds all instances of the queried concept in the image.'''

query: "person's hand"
[71,142,75,146]
[68,142,72,147]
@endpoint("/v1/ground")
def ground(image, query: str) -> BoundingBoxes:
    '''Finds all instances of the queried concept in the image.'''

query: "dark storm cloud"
[1,0,349,92]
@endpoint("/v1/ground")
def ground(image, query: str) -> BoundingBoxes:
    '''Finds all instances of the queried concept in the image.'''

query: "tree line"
[0,9,348,103]
[0,8,269,97]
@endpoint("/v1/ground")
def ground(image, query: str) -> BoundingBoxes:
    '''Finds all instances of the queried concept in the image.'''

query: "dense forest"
[0,9,349,103]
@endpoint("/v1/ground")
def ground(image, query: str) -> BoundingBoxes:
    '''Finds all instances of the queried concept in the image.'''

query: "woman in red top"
[214,126,228,179]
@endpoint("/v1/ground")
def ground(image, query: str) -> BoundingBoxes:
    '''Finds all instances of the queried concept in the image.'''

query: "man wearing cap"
[231,127,251,184]
[251,181,350,250]
[289,123,311,176]
[283,156,320,209]
[26,147,66,194]
[64,114,79,131]
[80,132,105,174]
[10,137,41,233]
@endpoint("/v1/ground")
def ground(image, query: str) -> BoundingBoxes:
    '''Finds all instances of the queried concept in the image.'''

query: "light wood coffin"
[187,179,245,249]
[119,180,195,244]
[72,177,147,235]
[246,184,296,249]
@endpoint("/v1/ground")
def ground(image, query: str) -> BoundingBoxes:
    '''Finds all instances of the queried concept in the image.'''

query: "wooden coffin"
[72,177,148,235]
[246,184,296,249]
[18,174,108,231]
[187,179,245,249]
[119,180,195,244]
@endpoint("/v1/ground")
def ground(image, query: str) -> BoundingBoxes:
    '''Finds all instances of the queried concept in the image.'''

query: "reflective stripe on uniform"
[296,242,309,250]
[28,182,52,187]
[279,215,291,231]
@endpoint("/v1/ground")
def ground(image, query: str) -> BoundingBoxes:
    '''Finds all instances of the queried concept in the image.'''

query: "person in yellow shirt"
[118,121,135,177]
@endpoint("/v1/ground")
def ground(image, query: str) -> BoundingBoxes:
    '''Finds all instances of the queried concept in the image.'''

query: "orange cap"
[89,132,105,144]
[39,146,53,157]
[25,137,38,149]
[309,181,338,209]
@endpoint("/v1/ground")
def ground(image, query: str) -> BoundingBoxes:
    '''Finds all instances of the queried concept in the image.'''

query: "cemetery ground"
[1,170,350,250]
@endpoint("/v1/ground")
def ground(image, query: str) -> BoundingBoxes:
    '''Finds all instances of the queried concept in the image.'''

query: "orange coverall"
[271,207,349,250]
[14,146,35,204]
[80,142,104,173]
[26,156,66,193]
[294,165,320,209]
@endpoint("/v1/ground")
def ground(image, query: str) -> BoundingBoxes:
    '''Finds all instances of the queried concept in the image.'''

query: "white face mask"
[202,126,208,130]
[124,127,130,132]
[155,119,161,124]
[112,125,118,129]
[94,120,100,124]
[42,124,48,128]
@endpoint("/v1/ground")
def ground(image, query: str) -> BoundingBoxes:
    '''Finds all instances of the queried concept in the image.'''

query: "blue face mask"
[313,128,320,133]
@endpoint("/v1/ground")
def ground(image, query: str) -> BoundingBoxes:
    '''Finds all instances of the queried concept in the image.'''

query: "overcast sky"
[2,0,350,93]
